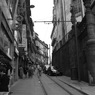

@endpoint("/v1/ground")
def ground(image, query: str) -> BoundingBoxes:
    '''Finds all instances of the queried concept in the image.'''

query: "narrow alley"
[1,0,95,95]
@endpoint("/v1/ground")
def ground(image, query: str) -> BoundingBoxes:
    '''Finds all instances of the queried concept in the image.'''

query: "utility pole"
[70,5,80,81]
[48,44,51,65]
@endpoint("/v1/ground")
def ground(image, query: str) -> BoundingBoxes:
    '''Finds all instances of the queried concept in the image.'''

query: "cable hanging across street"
[34,20,72,24]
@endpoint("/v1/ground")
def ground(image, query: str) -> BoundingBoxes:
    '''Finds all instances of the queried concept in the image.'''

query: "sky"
[30,0,53,45]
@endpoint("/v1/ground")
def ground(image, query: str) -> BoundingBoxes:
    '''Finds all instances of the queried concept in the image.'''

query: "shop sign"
[22,38,27,51]
[18,39,27,51]
[18,44,25,47]
[18,46,25,55]
[22,24,26,38]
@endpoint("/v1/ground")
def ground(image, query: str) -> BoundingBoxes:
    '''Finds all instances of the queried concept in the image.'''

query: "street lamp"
[29,5,35,8]
[26,5,35,8]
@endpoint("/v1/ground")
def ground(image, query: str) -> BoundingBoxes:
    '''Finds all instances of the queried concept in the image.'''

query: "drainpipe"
[60,0,66,38]
[70,5,80,81]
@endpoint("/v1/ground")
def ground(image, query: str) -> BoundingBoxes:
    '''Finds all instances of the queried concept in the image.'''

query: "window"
[1,23,12,57]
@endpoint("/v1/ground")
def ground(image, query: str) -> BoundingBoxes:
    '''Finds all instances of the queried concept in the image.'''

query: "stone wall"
[52,21,89,82]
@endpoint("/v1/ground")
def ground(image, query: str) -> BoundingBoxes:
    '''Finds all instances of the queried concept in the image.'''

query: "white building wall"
[51,0,64,51]
[62,0,72,35]
[62,0,85,40]
[51,0,85,51]
[57,0,64,42]
[51,26,57,50]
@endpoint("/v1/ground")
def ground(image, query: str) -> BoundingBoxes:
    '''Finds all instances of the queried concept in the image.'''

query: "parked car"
[46,66,63,76]
[43,65,50,74]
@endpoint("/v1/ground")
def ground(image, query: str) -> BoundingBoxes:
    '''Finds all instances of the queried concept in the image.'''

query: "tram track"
[38,77,48,95]
[37,74,89,95]
[46,75,89,95]
[38,75,71,95]
[37,74,48,95]
[57,78,88,95]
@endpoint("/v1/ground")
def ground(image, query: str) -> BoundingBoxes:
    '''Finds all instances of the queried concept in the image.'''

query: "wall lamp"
[26,5,35,8]
[30,5,35,8]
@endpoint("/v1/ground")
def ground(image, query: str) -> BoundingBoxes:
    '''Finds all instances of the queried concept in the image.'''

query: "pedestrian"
[0,66,10,95]
[23,67,28,78]
[28,66,33,78]
[19,66,23,79]
[7,66,13,93]
[37,65,42,77]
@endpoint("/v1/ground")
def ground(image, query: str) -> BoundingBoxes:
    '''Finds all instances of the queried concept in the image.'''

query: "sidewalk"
[10,75,45,95]
[57,76,95,95]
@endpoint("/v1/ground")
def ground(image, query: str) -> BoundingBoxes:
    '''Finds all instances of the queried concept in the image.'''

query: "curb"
[46,74,89,95]
[10,79,20,90]
[58,79,89,95]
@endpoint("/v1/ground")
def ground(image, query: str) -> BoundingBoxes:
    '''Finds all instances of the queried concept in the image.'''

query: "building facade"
[51,0,65,51]
[0,0,19,84]
[51,0,84,51]
[0,0,35,85]
[17,0,36,77]
[35,33,48,66]
[51,0,95,84]
[51,0,95,85]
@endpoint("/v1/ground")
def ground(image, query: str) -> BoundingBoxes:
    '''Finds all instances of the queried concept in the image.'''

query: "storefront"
[0,23,13,71]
